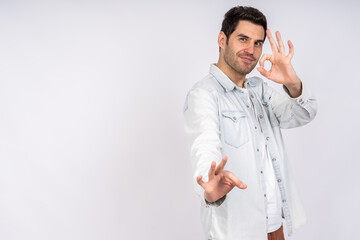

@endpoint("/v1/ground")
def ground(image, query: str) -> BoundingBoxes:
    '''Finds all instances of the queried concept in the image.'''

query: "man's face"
[222,20,265,75]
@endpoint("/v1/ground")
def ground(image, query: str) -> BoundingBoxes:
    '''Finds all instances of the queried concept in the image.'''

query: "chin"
[236,65,255,75]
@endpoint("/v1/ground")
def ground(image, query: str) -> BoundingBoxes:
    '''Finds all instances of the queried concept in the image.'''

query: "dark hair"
[221,6,267,44]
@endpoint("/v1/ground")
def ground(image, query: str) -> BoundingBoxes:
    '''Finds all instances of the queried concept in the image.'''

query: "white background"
[0,0,359,239]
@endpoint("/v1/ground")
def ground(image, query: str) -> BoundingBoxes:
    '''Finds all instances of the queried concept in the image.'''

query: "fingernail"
[240,184,243,188]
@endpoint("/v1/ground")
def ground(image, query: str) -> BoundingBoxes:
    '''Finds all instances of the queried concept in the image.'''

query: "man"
[183,6,317,240]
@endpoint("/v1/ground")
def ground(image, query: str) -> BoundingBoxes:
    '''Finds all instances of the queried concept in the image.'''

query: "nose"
[244,43,255,55]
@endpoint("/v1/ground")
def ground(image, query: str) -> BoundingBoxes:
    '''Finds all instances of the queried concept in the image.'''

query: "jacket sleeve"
[183,87,222,205]
[265,82,318,129]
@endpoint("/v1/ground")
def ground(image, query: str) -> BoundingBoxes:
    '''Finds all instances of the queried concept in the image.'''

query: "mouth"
[239,56,255,63]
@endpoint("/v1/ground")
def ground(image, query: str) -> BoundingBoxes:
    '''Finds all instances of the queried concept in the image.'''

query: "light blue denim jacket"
[183,64,317,240]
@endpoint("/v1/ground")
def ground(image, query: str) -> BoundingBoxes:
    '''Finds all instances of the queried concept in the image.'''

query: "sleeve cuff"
[204,195,227,208]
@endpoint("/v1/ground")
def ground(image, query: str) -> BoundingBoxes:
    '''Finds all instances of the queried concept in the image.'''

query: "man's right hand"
[196,156,247,203]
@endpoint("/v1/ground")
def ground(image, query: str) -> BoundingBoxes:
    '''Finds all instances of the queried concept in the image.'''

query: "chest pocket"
[221,110,249,148]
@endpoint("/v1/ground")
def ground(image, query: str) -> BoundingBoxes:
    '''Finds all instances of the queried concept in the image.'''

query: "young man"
[183,6,317,240]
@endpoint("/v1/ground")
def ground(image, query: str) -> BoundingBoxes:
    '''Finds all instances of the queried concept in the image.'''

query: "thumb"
[196,175,206,189]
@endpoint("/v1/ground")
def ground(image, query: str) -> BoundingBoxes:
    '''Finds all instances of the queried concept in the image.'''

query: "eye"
[239,38,247,42]
[255,41,263,47]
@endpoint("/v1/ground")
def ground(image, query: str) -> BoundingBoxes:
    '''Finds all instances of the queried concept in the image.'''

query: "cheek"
[227,46,239,58]
[229,42,243,54]
[254,48,263,59]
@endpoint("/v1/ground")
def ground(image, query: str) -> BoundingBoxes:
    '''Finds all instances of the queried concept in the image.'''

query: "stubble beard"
[223,47,258,76]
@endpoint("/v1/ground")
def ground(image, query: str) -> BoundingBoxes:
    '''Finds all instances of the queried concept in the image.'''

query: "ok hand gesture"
[257,30,302,97]
[196,156,247,203]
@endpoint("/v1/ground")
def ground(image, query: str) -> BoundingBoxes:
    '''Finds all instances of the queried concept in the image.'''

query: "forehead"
[231,20,265,40]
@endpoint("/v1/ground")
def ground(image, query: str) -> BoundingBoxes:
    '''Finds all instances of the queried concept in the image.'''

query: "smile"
[239,56,255,63]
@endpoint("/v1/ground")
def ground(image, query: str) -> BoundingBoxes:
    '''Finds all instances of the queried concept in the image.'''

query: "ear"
[218,31,227,50]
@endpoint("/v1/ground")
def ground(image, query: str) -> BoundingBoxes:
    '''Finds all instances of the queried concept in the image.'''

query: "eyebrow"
[237,33,264,43]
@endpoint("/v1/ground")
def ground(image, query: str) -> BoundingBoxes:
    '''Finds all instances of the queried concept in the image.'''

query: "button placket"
[247,88,291,230]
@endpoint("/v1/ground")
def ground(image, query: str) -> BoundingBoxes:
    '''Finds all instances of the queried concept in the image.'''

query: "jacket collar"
[209,64,257,92]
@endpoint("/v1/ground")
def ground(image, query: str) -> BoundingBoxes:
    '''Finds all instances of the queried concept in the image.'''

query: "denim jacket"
[183,64,317,240]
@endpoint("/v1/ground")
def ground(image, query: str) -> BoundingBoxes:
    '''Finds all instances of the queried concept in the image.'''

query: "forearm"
[283,78,302,98]
[268,81,317,128]
[184,88,222,202]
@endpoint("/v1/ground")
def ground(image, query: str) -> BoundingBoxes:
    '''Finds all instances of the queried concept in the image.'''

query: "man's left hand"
[257,29,302,98]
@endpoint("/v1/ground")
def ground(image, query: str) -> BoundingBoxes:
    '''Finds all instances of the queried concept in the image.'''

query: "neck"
[216,58,246,88]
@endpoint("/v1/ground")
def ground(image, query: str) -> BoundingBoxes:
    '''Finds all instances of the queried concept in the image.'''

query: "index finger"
[223,171,247,189]
[266,29,279,53]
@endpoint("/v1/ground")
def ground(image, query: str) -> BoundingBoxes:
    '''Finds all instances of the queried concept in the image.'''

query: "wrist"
[204,191,217,203]
[284,76,301,88]
[284,79,302,98]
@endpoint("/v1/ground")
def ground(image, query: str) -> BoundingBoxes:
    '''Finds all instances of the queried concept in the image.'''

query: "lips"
[239,56,255,63]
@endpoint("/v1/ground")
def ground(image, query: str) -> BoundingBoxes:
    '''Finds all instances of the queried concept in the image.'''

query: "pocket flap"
[222,110,246,122]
